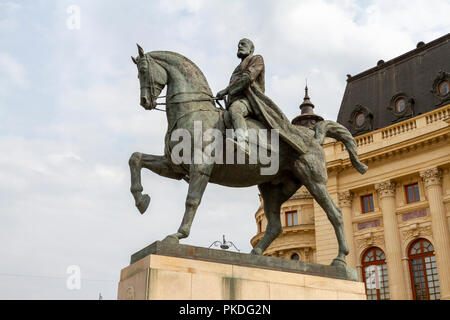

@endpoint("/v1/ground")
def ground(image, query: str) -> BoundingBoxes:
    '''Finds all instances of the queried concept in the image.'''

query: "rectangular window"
[285,211,298,226]
[405,183,420,203]
[361,194,374,213]
[258,220,262,233]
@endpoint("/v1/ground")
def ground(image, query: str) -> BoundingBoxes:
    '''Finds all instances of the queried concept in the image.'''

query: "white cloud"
[94,164,125,185]
[0,52,28,89]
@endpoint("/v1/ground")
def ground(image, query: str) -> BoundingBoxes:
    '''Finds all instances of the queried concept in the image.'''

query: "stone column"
[375,181,408,299]
[420,168,450,300]
[338,191,357,269]
[356,264,363,283]
[402,257,413,300]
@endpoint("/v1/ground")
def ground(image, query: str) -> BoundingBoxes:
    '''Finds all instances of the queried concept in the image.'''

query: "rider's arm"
[228,55,264,96]
[243,55,264,83]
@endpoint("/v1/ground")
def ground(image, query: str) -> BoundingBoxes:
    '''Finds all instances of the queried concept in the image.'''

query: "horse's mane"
[148,51,213,96]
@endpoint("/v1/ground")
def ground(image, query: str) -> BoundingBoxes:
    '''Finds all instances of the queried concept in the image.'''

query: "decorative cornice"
[338,191,353,207]
[375,181,396,198]
[395,200,429,215]
[352,210,383,223]
[420,167,442,188]
[325,104,450,173]
[330,129,450,173]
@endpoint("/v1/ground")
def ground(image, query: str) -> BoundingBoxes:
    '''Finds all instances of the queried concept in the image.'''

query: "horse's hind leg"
[302,180,349,267]
[129,152,184,214]
[251,178,301,255]
[162,164,212,244]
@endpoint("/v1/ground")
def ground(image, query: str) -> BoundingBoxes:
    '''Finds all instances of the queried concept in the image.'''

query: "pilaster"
[338,191,357,270]
[375,180,408,299]
[420,167,450,300]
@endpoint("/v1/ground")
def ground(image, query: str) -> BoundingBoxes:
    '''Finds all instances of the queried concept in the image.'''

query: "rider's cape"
[229,54,307,155]
[246,85,307,155]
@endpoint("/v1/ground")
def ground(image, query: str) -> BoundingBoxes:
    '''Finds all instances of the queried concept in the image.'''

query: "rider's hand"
[216,88,228,99]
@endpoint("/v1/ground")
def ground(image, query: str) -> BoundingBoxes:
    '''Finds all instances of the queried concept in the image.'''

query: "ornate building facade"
[251,33,450,300]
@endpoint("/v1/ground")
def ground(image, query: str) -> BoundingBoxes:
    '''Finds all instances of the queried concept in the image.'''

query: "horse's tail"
[314,120,367,174]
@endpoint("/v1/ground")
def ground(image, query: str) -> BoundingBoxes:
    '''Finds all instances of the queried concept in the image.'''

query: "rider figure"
[216,38,265,154]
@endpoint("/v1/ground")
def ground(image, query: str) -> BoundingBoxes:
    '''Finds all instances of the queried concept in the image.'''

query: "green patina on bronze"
[128,40,368,267]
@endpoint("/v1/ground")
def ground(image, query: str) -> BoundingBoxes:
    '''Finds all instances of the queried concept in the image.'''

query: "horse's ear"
[137,43,145,57]
[131,56,137,64]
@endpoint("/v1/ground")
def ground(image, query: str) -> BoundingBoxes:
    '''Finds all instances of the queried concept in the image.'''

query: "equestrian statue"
[128,39,367,267]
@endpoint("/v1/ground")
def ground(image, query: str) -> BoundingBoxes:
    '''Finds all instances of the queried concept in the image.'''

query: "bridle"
[140,54,225,112]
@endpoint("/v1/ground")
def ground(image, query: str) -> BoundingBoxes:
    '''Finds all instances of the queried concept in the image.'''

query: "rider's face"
[237,41,252,58]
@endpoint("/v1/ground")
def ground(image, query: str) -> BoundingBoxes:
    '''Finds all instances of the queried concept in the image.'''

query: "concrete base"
[117,242,366,300]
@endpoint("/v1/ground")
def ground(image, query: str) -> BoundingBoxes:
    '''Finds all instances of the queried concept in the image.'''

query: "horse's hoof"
[136,194,150,214]
[331,257,347,268]
[250,248,263,255]
[161,234,179,245]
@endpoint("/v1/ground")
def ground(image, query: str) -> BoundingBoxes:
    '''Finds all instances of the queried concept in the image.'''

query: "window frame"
[438,79,449,96]
[361,247,390,300]
[355,112,365,127]
[408,238,440,300]
[285,211,298,227]
[405,182,420,204]
[360,194,374,214]
[395,97,406,113]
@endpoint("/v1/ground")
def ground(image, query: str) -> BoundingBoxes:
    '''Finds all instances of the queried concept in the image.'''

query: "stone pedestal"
[118,242,366,300]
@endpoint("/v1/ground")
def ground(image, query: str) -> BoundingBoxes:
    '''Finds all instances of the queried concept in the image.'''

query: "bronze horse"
[129,45,367,267]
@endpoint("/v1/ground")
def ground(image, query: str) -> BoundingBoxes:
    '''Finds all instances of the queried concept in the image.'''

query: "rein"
[141,54,225,112]
[150,92,225,112]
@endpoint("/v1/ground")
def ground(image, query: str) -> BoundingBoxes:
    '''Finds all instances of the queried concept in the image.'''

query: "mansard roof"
[337,33,450,136]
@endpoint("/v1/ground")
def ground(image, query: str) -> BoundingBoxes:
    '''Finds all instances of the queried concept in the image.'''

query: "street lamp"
[208,235,240,252]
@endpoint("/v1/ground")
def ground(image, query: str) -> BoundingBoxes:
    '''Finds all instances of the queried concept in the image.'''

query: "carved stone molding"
[355,231,385,250]
[388,92,415,121]
[401,223,432,243]
[420,167,442,188]
[348,104,374,135]
[430,70,450,106]
[338,191,353,207]
[375,181,396,198]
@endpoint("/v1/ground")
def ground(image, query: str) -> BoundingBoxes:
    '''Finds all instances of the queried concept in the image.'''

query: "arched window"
[361,247,390,300]
[290,253,299,260]
[408,238,440,300]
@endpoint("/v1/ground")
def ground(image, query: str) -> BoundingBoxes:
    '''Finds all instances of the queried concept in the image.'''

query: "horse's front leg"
[162,164,213,244]
[129,152,185,214]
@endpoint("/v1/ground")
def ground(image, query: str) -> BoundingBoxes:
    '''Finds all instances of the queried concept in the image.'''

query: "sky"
[0,0,449,299]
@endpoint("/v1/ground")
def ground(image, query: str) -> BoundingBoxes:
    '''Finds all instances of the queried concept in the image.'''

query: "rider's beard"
[237,50,250,59]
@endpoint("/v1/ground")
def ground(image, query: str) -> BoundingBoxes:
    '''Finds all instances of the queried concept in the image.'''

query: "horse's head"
[131,44,167,110]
